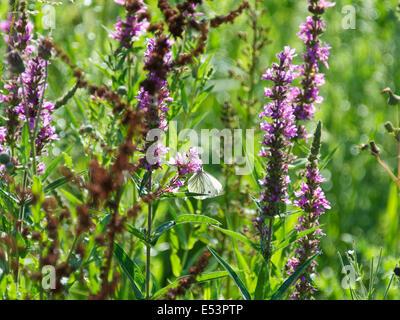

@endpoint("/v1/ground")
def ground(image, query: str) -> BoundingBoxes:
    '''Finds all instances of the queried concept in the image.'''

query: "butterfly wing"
[188,172,207,200]
[188,171,223,200]
[202,171,223,197]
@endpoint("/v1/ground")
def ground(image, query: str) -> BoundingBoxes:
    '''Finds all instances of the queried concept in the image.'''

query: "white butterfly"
[188,169,223,200]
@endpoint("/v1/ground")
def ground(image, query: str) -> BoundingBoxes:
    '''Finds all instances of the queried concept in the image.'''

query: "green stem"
[145,173,152,299]
[265,216,274,263]
[65,234,80,267]
[31,61,49,175]
[6,0,19,50]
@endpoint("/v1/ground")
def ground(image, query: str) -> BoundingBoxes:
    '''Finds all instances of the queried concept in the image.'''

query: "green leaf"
[65,107,79,128]
[139,171,151,197]
[211,225,257,249]
[170,252,182,277]
[21,123,31,166]
[208,246,251,300]
[42,153,64,182]
[150,215,220,246]
[384,183,398,251]
[196,271,230,282]
[175,214,220,225]
[126,224,148,243]
[254,263,267,300]
[320,145,339,170]
[180,82,188,113]
[151,276,184,299]
[272,225,322,254]
[271,253,318,300]
[151,221,176,245]
[159,192,208,199]
[0,187,18,204]
[113,243,144,300]
[59,188,83,205]
[44,170,87,193]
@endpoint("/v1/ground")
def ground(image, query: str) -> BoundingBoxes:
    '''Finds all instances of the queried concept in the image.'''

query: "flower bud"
[79,124,94,134]
[7,51,25,74]
[117,86,127,96]
[382,88,400,106]
[0,153,10,164]
[395,129,400,142]
[6,161,14,173]
[369,141,380,155]
[38,38,53,61]
[384,121,395,133]
[237,31,247,41]
[394,267,400,277]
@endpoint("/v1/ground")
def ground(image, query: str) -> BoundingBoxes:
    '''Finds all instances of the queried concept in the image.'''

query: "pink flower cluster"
[294,0,335,137]
[165,147,203,193]
[259,46,299,209]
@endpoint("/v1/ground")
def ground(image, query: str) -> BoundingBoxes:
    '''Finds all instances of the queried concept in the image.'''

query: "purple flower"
[0,12,57,174]
[137,36,174,173]
[294,1,335,136]
[136,37,173,132]
[256,46,300,259]
[286,122,330,299]
[165,147,203,193]
[259,46,299,209]
[1,13,34,54]
[110,0,149,49]
[139,142,169,172]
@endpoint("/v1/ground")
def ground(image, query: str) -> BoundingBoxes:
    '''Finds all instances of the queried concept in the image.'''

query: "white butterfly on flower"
[188,169,223,200]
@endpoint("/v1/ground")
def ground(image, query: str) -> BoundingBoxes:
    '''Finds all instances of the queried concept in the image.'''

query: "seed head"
[7,51,25,74]
[384,121,395,133]
[382,88,400,106]
[0,153,10,164]
[369,141,380,155]
[38,38,53,61]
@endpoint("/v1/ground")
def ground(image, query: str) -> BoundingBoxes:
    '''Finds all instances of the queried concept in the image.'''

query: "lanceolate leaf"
[150,215,220,245]
[126,224,148,243]
[159,192,208,199]
[175,214,220,225]
[44,170,87,193]
[0,187,19,204]
[208,246,251,300]
[139,171,151,197]
[211,225,257,249]
[21,123,30,167]
[272,225,322,254]
[113,243,144,300]
[151,221,176,246]
[271,253,318,300]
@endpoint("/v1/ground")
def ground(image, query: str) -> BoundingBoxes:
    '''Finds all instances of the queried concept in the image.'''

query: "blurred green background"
[2,0,400,299]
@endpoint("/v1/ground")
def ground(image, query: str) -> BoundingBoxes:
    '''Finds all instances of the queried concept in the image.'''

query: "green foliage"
[0,0,399,301]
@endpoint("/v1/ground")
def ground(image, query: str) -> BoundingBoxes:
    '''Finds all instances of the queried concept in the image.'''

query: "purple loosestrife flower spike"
[110,0,149,49]
[286,121,331,300]
[255,46,300,260]
[294,0,335,139]
[0,9,34,54]
[0,13,57,174]
[137,37,174,172]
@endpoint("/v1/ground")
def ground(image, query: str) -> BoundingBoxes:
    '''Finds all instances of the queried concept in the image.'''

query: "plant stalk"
[145,173,152,299]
